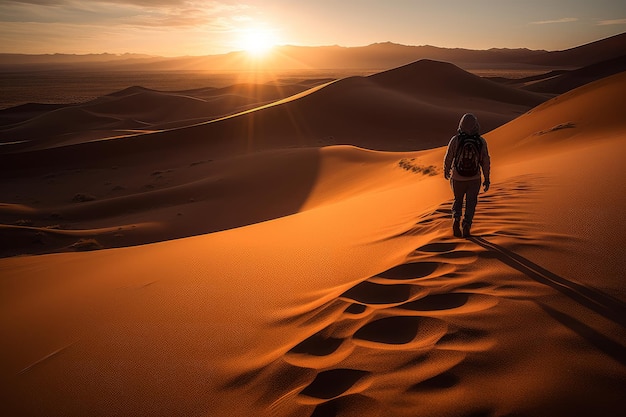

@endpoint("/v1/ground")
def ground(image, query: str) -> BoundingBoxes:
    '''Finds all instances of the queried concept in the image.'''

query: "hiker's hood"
[458,113,480,135]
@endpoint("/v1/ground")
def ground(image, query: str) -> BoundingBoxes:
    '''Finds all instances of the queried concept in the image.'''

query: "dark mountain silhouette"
[2,32,624,72]
[521,32,626,67]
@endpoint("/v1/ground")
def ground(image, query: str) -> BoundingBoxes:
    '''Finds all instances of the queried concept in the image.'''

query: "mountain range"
[1,32,625,72]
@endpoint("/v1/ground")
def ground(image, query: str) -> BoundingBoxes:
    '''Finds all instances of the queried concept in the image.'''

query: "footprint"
[344,303,367,315]
[408,371,459,392]
[459,282,492,290]
[398,293,499,316]
[286,333,354,369]
[437,327,491,349]
[353,316,447,348]
[416,242,458,253]
[290,334,344,357]
[299,369,370,400]
[437,250,477,260]
[377,262,441,280]
[340,281,425,305]
[400,293,470,311]
[309,394,380,417]
[274,298,347,326]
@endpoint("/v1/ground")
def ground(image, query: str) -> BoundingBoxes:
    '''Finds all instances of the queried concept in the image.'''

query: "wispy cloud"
[1,0,188,5]
[597,18,626,26]
[0,0,265,54]
[0,0,255,28]
[530,17,578,25]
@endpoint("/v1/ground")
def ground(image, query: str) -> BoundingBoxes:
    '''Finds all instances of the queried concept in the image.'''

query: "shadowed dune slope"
[522,31,626,67]
[521,55,626,94]
[369,59,545,106]
[0,147,418,257]
[1,65,625,417]
[0,61,550,256]
[0,82,324,144]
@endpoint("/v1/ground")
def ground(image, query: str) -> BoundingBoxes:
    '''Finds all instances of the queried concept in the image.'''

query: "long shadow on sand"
[469,236,626,328]
[470,236,626,365]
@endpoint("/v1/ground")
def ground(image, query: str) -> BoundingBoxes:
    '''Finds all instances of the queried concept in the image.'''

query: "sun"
[238,27,278,57]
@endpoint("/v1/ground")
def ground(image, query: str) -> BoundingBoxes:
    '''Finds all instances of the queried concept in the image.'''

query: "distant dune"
[486,54,626,95]
[0,81,330,145]
[521,32,626,67]
[1,39,625,417]
[0,60,548,158]
[2,33,623,111]
[520,54,626,94]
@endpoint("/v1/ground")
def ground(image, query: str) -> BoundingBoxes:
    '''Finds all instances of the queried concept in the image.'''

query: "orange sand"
[0,61,624,417]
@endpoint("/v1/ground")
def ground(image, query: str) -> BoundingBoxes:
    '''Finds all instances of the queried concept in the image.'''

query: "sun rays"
[237,26,280,58]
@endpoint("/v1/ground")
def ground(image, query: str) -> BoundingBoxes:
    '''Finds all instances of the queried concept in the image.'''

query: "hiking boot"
[453,218,462,238]
[462,222,471,238]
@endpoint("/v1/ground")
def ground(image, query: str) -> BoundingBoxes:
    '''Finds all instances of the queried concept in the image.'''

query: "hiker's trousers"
[451,178,481,225]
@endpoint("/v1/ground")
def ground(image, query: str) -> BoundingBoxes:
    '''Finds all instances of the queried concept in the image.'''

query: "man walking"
[443,113,491,238]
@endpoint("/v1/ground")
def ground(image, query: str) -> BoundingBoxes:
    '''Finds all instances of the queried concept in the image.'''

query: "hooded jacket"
[443,113,491,182]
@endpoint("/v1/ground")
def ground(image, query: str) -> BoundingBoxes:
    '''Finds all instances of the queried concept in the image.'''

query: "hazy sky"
[1,0,625,56]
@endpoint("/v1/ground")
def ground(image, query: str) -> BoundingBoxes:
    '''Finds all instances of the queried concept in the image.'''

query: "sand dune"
[522,31,626,67]
[0,60,547,157]
[521,54,626,94]
[0,81,329,146]
[1,62,625,417]
[0,60,549,257]
[488,54,626,94]
[369,60,544,106]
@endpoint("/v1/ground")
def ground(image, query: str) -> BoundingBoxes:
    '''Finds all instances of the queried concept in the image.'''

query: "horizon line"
[0,40,585,58]
[1,30,623,59]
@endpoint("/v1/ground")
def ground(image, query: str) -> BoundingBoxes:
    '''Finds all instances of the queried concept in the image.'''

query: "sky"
[1,0,625,56]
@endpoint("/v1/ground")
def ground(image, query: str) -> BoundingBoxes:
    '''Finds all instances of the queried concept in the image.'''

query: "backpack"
[454,133,482,177]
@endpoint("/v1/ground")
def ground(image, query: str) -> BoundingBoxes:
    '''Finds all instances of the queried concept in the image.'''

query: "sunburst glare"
[238,27,279,57]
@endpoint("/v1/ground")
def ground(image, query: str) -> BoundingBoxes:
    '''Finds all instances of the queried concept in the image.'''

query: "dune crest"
[0,60,547,156]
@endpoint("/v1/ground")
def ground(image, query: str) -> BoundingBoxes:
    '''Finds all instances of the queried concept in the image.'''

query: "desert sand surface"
[0,59,625,417]
[0,61,548,257]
